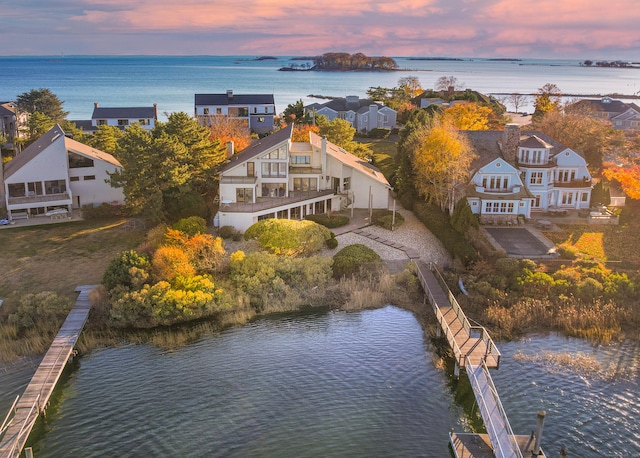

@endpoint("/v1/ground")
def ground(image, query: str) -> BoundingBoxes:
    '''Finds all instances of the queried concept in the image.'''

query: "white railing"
[466,358,522,458]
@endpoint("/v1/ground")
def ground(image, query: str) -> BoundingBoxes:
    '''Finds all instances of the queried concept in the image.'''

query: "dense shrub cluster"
[8,292,72,331]
[305,213,350,228]
[332,244,382,278]
[171,216,207,236]
[366,128,391,139]
[372,209,404,230]
[244,219,332,256]
[82,202,127,219]
[218,225,243,241]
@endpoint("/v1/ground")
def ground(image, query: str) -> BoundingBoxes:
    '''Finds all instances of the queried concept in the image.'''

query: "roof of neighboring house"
[0,102,17,118]
[305,97,390,114]
[309,132,390,188]
[219,124,294,173]
[91,106,157,119]
[573,98,631,114]
[462,130,567,171]
[70,120,95,131]
[4,124,121,180]
[195,93,275,106]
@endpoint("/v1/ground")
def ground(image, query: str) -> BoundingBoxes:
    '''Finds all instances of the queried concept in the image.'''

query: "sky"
[2,0,640,59]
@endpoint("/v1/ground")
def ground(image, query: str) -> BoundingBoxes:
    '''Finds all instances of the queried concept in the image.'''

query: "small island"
[279,52,398,72]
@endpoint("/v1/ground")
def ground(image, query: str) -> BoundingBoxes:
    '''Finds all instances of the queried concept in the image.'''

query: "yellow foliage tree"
[409,120,476,213]
[441,102,493,130]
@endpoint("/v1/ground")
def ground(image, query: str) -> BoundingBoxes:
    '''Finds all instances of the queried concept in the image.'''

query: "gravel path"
[319,208,452,267]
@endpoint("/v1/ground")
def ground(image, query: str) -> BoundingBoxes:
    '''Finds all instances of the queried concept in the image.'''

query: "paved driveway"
[484,227,554,258]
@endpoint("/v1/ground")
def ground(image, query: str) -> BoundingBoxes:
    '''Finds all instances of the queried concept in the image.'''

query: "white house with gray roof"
[305,96,397,133]
[464,124,592,223]
[571,97,640,131]
[195,90,275,135]
[1,124,124,220]
[215,124,391,231]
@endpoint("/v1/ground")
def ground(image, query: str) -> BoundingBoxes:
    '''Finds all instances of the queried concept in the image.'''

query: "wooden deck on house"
[0,285,95,458]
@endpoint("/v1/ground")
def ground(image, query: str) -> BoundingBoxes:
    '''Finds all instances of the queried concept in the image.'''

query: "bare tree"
[435,76,464,99]
[508,93,527,113]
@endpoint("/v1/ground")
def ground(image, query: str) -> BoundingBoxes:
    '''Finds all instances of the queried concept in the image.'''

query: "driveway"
[483,227,556,258]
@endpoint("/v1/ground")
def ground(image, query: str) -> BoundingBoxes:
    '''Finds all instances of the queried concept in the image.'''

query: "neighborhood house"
[465,124,592,224]
[305,96,397,133]
[1,125,124,220]
[215,124,391,231]
[71,103,159,134]
[195,91,276,135]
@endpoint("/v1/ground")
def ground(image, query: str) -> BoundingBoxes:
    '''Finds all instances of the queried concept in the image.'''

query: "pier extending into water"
[0,285,95,458]
[415,262,545,458]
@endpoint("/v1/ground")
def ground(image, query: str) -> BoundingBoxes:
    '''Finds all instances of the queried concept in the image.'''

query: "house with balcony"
[1,124,124,221]
[464,124,592,223]
[215,124,391,231]
[195,91,275,135]
[305,96,397,133]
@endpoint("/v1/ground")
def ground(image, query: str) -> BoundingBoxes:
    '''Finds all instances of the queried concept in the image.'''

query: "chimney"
[502,123,520,164]
[153,103,158,120]
[226,141,234,158]
[226,90,233,99]
[94,102,99,108]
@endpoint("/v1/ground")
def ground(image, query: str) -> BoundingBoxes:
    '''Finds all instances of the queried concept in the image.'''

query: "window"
[216,108,222,115]
[139,119,150,125]
[253,107,258,114]
[7,183,26,198]
[45,180,67,194]
[117,119,129,126]
[247,162,255,177]
[257,117,265,123]
[96,119,107,126]
[70,176,80,182]
[235,188,253,203]
[27,182,43,196]
[293,178,317,192]
[530,172,543,185]
[84,175,96,181]
[261,162,287,177]
[581,192,589,202]
[69,151,94,168]
[562,192,574,205]
[343,177,351,191]
[203,108,209,115]
[264,107,269,114]
[262,147,287,160]
[534,195,541,208]
[261,183,286,197]
[291,155,311,164]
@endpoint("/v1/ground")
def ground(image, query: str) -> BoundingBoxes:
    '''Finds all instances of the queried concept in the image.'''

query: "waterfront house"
[305,96,397,133]
[215,124,391,231]
[1,124,124,221]
[72,103,158,134]
[571,97,640,131]
[464,124,592,223]
[195,91,275,135]
[0,101,24,150]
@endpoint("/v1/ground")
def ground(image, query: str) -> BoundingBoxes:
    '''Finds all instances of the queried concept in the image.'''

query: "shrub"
[372,210,404,230]
[183,233,226,273]
[244,219,331,256]
[367,128,391,139]
[102,250,150,291]
[218,225,239,239]
[81,202,126,219]
[172,216,207,236]
[326,235,339,249]
[152,246,196,282]
[8,292,72,331]
[305,213,350,228]
[332,244,382,278]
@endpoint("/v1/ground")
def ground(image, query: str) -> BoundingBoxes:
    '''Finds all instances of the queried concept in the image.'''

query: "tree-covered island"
[279,52,398,71]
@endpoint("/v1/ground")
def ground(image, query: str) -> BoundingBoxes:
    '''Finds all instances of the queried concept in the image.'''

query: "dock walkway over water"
[415,262,545,458]
[0,285,95,458]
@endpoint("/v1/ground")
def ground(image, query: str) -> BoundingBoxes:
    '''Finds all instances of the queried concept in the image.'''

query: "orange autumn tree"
[603,165,640,199]
[292,123,319,142]
[208,116,252,152]
[441,102,493,130]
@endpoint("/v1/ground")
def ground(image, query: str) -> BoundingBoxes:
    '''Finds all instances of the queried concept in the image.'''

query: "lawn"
[0,218,145,311]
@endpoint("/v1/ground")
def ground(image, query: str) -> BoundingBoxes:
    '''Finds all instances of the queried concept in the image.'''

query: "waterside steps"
[0,285,96,458]
[414,263,547,458]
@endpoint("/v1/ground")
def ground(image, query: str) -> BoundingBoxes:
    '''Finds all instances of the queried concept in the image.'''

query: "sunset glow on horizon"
[2,0,639,59]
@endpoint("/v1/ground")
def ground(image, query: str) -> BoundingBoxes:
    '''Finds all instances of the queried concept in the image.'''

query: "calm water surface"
[1,306,638,457]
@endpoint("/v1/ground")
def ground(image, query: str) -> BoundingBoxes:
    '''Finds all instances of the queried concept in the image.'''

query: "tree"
[206,115,252,152]
[441,102,493,130]
[316,116,372,159]
[282,100,306,124]
[244,219,332,256]
[450,198,478,234]
[507,93,527,113]
[397,76,423,98]
[108,113,227,222]
[87,125,124,154]
[603,166,640,200]
[408,119,476,213]
[533,109,621,170]
[292,123,320,142]
[16,88,68,123]
[25,112,56,140]
[435,76,463,99]
[533,83,562,120]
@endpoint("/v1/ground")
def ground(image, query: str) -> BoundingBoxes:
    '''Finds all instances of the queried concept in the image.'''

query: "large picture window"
[261,162,287,177]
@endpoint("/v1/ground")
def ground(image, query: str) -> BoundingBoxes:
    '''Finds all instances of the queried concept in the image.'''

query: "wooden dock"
[450,432,540,458]
[0,285,95,458]
[415,262,500,370]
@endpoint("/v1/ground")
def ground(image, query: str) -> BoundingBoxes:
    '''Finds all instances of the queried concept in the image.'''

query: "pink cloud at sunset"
[2,0,639,58]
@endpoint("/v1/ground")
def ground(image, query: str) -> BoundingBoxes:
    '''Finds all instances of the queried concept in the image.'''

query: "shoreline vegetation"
[279,52,399,72]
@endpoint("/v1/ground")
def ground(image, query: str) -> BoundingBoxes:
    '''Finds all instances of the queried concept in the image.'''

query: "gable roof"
[195,93,275,106]
[305,97,387,114]
[309,132,390,188]
[573,98,631,115]
[92,106,157,119]
[0,101,17,118]
[219,124,294,173]
[519,135,553,149]
[3,124,121,180]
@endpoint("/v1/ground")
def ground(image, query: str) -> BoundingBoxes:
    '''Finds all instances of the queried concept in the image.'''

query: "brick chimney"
[226,90,233,99]
[153,103,158,120]
[94,102,99,108]
[501,124,520,164]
